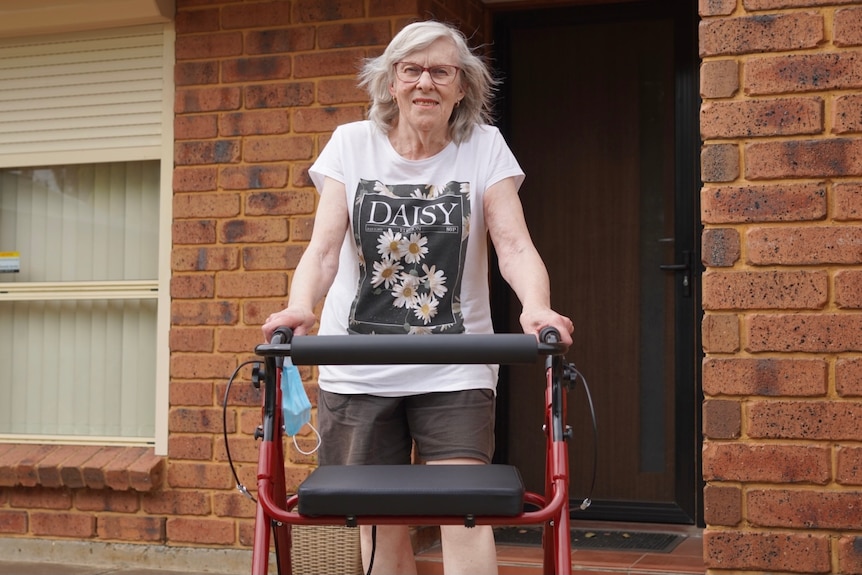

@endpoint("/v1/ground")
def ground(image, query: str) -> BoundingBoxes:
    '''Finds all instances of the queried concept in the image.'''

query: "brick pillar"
[699,2,862,574]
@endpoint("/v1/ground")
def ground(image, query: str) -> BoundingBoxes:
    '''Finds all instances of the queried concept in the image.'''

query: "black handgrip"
[255,333,567,365]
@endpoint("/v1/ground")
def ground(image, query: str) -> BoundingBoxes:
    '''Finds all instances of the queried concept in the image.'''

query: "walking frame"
[247,326,582,575]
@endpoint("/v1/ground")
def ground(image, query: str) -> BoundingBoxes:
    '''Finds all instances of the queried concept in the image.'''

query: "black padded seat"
[297,464,525,519]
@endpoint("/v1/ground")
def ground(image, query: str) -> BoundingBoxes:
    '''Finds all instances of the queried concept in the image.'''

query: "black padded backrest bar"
[256,333,559,365]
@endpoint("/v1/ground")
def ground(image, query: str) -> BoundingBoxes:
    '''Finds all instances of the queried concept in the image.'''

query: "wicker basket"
[290,524,363,575]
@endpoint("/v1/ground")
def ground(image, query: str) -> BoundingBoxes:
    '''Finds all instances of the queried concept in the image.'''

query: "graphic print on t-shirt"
[349,179,470,334]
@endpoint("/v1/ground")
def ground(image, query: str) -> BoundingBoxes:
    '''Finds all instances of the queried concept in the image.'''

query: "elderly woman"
[262,20,573,575]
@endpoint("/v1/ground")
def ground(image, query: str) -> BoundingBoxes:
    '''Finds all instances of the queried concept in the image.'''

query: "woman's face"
[389,38,465,136]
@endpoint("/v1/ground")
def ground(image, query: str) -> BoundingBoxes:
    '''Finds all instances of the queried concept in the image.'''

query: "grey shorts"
[317,389,496,465]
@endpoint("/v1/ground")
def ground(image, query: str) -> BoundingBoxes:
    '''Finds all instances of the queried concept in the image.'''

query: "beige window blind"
[0,24,167,168]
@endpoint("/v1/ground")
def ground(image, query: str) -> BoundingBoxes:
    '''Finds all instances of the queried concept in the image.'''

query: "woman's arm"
[484,176,574,345]
[262,176,349,341]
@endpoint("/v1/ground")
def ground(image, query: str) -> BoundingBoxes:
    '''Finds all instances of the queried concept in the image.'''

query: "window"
[0,24,173,451]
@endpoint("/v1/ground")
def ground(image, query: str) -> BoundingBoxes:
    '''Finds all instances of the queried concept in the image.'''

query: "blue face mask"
[281,359,311,436]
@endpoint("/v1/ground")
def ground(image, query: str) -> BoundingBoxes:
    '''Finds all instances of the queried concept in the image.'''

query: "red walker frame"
[249,329,577,575]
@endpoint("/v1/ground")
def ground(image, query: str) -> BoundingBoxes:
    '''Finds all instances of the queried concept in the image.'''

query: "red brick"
[30,512,95,538]
[173,167,218,192]
[700,59,739,98]
[702,182,826,223]
[701,144,739,182]
[293,0,364,23]
[173,192,240,218]
[216,327,267,354]
[168,435,214,460]
[835,94,862,133]
[291,216,315,241]
[176,32,243,60]
[166,462,233,490]
[98,515,165,542]
[746,226,862,265]
[703,484,741,526]
[748,399,862,440]
[174,114,218,139]
[175,87,242,114]
[171,301,239,327]
[701,227,740,267]
[0,445,36,486]
[219,165,288,190]
[747,137,862,179]
[835,181,862,220]
[748,313,862,353]
[35,446,77,488]
[699,0,736,16]
[704,528,830,573]
[175,139,240,165]
[141,489,210,515]
[175,7,219,34]
[703,357,827,396]
[699,12,824,57]
[702,97,823,138]
[318,21,391,49]
[219,219,288,244]
[213,436,260,465]
[703,442,830,483]
[221,56,291,83]
[171,247,239,272]
[246,190,316,216]
[318,77,370,105]
[244,82,315,109]
[174,61,219,86]
[166,516,235,545]
[170,328,215,354]
[220,1,292,29]
[835,6,862,47]
[169,408,231,435]
[702,399,741,439]
[292,106,365,132]
[745,0,857,8]
[170,381,215,408]
[0,510,27,534]
[173,220,217,245]
[748,488,862,529]
[213,491,256,518]
[745,51,862,95]
[15,445,60,487]
[58,446,104,489]
[74,489,139,513]
[245,27,315,55]
[837,446,862,485]
[703,270,828,310]
[701,313,740,353]
[128,450,165,492]
[170,275,215,299]
[81,447,126,490]
[244,136,314,163]
[242,244,306,271]
[837,358,862,396]
[219,110,290,137]
[169,353,237,379]
[8,486,71,510]
[216,271,287,298]
[838,535,862,575]
[836,270,862,308]
[216,376,264,408]
[243,300,293,325]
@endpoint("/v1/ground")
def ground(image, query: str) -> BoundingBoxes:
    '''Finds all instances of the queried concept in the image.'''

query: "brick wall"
[699,1,862,573]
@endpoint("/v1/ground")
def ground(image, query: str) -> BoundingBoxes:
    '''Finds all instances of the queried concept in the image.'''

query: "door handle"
[660,250,691,297]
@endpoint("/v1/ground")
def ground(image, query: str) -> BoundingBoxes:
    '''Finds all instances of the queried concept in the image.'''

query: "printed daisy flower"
[409,326,433,335]
[370,257,403,289]
[421,263,448,298]
[391,275,420,309]
[413,293,439,324]
[403,233,428,264]
[377,230,406,260]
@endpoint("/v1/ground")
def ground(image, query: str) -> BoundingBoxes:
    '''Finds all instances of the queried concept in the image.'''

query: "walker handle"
[255,333,567,365]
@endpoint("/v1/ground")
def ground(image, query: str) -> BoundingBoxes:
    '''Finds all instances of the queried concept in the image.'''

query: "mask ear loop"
[292,422,322,455]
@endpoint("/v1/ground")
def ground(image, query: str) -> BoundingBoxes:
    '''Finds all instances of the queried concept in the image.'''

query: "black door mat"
[493,526,684,553]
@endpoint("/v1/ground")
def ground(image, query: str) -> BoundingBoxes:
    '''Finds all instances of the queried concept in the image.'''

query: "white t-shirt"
[308,120,525,396]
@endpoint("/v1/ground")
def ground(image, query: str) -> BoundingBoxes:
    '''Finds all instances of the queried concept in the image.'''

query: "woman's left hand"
[520,308,574,346]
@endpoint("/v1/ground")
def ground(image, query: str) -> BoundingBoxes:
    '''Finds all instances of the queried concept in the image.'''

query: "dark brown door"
[492,2,701,524]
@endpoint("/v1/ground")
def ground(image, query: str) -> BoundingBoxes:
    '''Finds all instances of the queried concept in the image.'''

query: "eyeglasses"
[394,62,460,85]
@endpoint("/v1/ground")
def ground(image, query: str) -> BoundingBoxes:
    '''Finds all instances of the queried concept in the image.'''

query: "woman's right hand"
[262,307,317,342]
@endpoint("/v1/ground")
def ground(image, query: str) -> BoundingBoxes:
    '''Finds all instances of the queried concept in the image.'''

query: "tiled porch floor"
[415,522,706,575]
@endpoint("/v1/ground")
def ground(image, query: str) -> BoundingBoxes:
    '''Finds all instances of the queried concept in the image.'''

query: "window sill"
[0,444,164,492]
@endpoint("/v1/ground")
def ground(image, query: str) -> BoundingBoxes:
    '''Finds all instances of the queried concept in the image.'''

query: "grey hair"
[357,20,498,144]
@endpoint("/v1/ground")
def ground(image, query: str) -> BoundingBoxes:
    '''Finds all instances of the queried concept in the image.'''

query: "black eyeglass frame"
[393,62,461,85]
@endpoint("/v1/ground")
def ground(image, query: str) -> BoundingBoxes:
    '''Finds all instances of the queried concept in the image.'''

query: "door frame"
[488,0,703,525]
